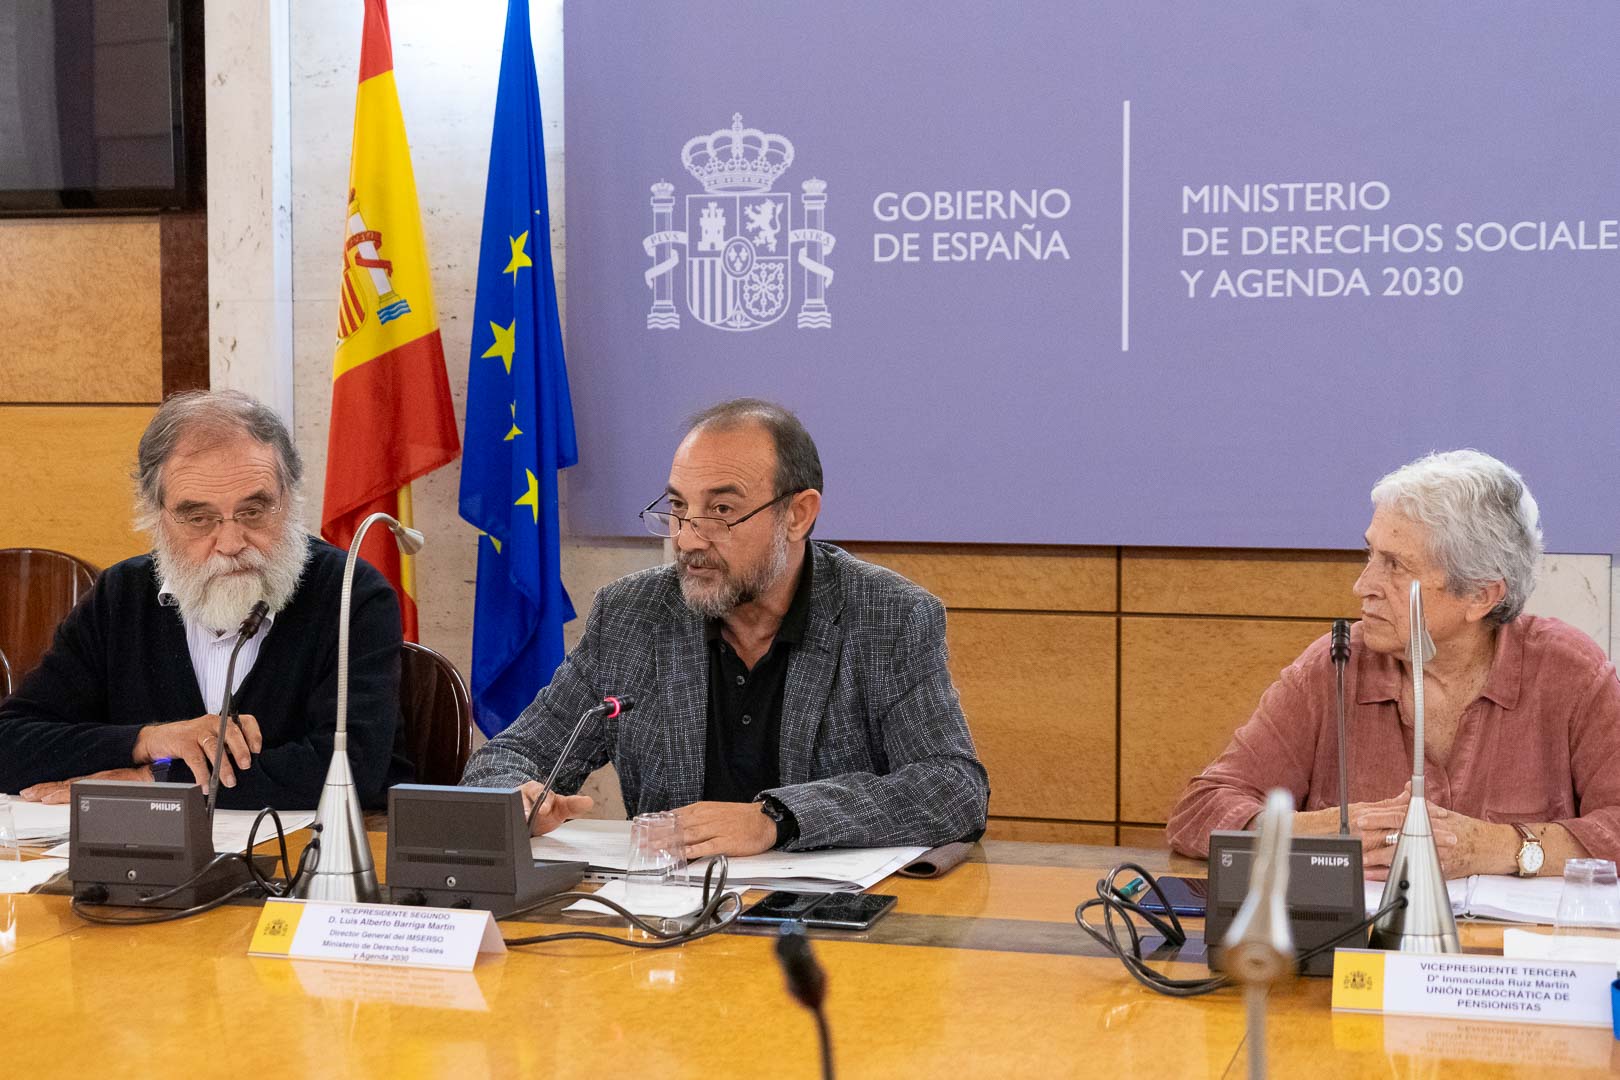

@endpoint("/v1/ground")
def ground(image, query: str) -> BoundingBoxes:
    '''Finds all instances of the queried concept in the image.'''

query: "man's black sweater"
[0,540,410,808]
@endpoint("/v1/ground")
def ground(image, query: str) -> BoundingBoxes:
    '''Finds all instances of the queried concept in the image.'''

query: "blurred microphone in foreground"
[777,923,834,1080]
[1221,789,1296,1080]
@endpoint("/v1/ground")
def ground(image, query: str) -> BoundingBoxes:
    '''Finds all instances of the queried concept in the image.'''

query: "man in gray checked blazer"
[461,399,989,856]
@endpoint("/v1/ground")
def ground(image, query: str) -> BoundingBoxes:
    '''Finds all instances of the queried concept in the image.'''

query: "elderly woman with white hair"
[1167,449,1620,878]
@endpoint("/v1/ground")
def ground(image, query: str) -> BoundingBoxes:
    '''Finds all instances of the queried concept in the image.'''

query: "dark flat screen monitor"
[0,0,196,213]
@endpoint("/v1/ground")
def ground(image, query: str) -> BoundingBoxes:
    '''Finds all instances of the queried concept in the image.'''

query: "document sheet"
[533,819,925,892]
[1363,875,1565,924]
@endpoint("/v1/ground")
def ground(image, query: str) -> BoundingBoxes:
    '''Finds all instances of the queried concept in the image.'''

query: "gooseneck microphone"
[1330,619,1351,836]
[776,922,834,1080]
[1369,581,1459,953]
[524,696,635,832]
[294,510,424,903]
[205,600,271,820]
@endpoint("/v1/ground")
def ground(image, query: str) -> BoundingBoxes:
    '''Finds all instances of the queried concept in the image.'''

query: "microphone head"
[1329,619,1351,664]
[387,521,426,555]
[238,599,271,638]
[603,696,635,719]
[774,923,827,1010]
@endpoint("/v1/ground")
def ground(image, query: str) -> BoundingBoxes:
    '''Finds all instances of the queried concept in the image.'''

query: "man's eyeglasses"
[168,502,284,540]
[639,489,803,543]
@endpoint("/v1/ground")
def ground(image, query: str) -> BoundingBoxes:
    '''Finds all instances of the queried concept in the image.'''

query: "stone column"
[204,0,294,419]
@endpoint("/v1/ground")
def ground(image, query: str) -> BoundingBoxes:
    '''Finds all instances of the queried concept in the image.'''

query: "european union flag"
[458,0,576,736]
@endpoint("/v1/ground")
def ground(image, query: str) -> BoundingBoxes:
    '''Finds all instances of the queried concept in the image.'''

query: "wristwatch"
[758,795,799,849]
[1512,823,1544,877]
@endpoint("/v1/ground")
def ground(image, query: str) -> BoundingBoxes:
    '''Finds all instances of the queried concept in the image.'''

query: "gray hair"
[134,390,304,530]
[1370,449,1542,624]
[684,398,823,534]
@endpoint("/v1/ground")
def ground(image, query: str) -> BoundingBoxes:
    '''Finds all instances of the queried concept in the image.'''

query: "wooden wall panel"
[985,820,1114,845]
[1118,616,1326,824]
[0,406,154,569]
[1118,826,1171,850]
[1122,547,1363,618]
[838,543,1115,611]
[947,612,1115,821]
[0,219,163,403]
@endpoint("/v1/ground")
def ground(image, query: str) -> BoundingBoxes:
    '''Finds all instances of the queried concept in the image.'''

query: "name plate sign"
[249,898,506,971]
[1332,948,1613,1028]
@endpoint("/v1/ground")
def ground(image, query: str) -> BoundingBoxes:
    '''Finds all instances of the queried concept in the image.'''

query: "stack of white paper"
[1363,875,1566,925]
[564,879,707,918]
[532,819,923,893]
[12,802,74,844]
[706,846,925,893]
[1502,927,1620,967]
[0,858,70,894]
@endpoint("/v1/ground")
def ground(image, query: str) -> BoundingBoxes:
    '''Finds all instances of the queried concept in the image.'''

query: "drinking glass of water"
[1553,858,1620,960]
[0,794,24,884]
[624,811,689,917]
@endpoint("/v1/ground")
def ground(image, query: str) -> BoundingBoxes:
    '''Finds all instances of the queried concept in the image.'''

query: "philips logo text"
[1309,855,1351,868]
[149,801,183,812]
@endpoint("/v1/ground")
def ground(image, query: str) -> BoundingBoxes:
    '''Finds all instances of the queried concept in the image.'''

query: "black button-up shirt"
[701,555,813,803]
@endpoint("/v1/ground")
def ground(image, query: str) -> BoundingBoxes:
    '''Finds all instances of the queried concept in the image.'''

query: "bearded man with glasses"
[0,390,411,809]
[463,398,989,856]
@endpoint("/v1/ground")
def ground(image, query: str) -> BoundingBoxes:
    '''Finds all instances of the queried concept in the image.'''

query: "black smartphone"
[799,892,897,930]
[737,890,829,925]
[1134,875,1208,918]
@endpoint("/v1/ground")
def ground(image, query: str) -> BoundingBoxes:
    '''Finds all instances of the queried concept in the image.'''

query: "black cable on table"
[501,857,744,950]
[1075,862,1409,997]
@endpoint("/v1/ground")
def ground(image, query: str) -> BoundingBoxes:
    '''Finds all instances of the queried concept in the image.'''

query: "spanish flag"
[321,0,460,642]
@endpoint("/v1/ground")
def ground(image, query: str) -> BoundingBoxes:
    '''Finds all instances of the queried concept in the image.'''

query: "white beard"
[155,526,311,634]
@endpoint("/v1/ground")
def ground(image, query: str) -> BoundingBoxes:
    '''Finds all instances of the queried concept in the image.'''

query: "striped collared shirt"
[157,586,275,716]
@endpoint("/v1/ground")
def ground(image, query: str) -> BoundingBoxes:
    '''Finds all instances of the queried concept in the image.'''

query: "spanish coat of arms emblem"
[644,114,835,332]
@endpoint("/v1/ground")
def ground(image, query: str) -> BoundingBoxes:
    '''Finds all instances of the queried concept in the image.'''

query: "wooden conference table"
[4,838,1616,1078]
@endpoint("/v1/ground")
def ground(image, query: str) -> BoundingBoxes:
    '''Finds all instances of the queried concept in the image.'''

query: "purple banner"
[562,2,1620,552]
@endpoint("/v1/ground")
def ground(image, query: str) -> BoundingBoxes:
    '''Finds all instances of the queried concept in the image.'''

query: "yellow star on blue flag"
[481,320,516,374]
[503,231,533,282]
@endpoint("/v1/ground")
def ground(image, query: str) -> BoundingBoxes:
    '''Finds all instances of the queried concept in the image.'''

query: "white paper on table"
[1502,927,1620,968]
[1463,876,1566,923]
[39,808,317,860]
[533,819,923,892]
[208,809,316,853]
[1363,876,1469,917]
[695,844,926,893]
[531,818,635,871]
[10,802,71,842]
[564,879,706,918]
[1363,874,1566,924]
[0,858,69,893]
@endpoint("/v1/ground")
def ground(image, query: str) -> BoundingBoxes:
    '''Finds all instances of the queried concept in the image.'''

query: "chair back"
[0,548,99,687]
[0,645,11,700]
[399,641,473,786]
